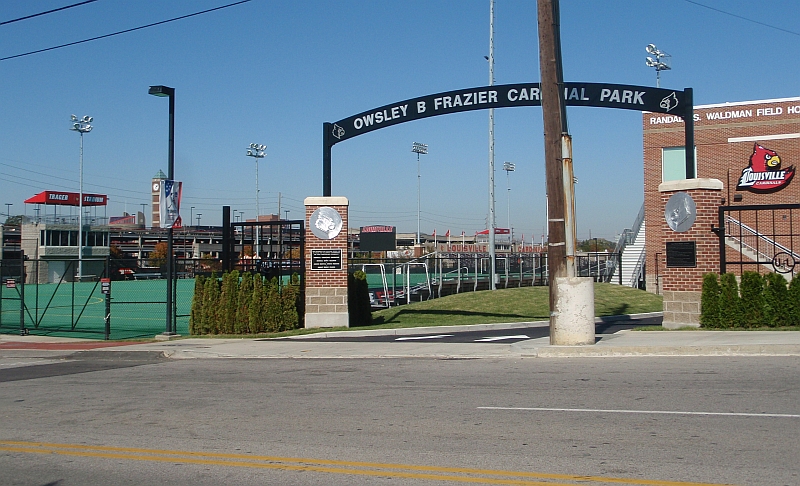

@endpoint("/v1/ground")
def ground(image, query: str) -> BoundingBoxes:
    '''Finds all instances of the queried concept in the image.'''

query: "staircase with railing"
[724,215,799,279]
[609,203,646,287]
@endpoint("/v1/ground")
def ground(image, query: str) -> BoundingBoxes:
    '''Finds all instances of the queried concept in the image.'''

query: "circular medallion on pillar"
[310,207,343,240]
[664,192,697,232]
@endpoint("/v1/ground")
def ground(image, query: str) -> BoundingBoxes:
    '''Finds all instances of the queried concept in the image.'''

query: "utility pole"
[538,0,593,345]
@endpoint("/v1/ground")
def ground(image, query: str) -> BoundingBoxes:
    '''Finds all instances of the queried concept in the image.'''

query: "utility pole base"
[550,277,595,345]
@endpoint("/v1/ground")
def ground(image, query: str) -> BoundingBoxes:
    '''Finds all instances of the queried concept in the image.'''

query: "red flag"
[432,228,436,237]
[444,230,450,237]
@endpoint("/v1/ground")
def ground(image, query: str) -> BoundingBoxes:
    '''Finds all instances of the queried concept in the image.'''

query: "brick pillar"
[304,197,349,328]
[659,179,723,329]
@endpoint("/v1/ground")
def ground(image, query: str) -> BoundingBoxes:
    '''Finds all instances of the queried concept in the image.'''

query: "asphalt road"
[1,353,798,485]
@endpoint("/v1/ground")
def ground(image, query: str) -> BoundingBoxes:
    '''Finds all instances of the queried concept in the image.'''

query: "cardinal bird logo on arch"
[736,143,794,193]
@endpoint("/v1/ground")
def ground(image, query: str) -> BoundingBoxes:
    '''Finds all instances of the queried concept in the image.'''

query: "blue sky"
[1,0,797,241]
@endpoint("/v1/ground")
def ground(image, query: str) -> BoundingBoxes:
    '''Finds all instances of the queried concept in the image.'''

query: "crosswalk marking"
[395,335,454,341]
[474,335,530,342]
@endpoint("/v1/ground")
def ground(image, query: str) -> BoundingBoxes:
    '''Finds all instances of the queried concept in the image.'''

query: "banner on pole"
[160,180,182,229]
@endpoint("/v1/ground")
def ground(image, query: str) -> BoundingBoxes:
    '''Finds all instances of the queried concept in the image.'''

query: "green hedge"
[700,271,796,328]
[348,270,373,327]
[190,272,301,335]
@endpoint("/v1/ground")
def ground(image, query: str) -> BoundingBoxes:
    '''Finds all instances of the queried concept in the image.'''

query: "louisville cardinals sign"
[736,143,794,193]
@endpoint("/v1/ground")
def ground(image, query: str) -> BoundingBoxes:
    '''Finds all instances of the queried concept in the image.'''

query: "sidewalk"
[3,316,800,359]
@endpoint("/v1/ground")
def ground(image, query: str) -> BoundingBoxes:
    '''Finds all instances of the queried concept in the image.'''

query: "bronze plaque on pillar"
[666,241,696,267]
[311,249,343,270]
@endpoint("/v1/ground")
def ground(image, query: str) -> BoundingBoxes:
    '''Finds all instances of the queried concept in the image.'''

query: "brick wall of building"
[644,97,800,292]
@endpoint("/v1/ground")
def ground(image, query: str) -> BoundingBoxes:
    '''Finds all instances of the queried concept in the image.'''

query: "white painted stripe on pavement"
[395,335,454,341]
[478,406,800,418]
[474,335,530,342]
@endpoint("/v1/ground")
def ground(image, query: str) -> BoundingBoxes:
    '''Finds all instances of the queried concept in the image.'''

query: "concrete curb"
[519,344,800,358]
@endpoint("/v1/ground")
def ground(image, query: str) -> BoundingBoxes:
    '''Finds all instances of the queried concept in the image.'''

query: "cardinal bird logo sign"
[736,143,794,193]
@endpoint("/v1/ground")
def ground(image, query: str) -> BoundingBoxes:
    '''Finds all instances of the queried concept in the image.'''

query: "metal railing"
[724,214,800,264]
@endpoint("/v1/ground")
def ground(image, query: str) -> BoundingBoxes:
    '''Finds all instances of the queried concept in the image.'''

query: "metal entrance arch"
[322,82,695,196]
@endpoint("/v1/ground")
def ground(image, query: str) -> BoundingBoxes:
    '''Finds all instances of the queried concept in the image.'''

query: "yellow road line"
[0,441,734,486]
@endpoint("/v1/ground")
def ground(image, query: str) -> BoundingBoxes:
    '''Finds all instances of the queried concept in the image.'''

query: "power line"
[0,0,253,62]
[684,0,800,37]
[0,0,99,26]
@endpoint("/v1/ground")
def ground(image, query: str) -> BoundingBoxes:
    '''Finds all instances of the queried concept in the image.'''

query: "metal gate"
[226,218,305,320]
[717,203,800,277]
[0,257,111,338]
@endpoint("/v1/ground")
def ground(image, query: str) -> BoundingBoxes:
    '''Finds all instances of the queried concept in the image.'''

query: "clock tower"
[151,169,167,228]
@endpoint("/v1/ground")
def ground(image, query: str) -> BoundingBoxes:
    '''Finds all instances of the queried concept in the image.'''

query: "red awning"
[24,191,107,207]
[476,228,510,235]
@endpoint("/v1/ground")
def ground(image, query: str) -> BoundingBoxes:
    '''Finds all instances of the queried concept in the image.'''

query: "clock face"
[152,182,160,192]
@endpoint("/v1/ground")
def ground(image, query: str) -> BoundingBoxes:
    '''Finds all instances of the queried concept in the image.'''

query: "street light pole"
[148,85,176,335]
[246,143,266,258]
[69,115,93,281]
[411,142,428,246]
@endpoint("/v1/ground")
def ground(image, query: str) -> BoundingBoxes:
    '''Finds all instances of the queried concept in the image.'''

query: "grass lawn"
[368,283,662,328]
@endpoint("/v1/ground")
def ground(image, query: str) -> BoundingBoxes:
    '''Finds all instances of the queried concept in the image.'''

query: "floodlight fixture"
[246,142,267,257]
[411,142,428,155]
[411,142,428,245]
[644,43,671,88]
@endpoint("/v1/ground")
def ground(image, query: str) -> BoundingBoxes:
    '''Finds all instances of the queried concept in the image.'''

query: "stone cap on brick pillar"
[659,178,723,193]
[304,196,349,206]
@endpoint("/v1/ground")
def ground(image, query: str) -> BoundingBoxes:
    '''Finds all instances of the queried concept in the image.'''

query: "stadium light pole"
[69,115,93,281]
[246,143,267,258]
[503,162,515,239]
[486,0,498,290]
[645,43,671,88]
[411,142,428,246]
[148,85,176,335]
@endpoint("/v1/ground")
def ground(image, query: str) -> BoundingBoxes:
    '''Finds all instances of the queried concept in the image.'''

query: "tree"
[719,273,741,328]
[109,245,125,259]
[4,215,23,226]
[740,271,765,328]
[763,272,790,327]
[788,276,800,326]
[700,273,721,328]
[577,238,614,252]
[148,241,168,268]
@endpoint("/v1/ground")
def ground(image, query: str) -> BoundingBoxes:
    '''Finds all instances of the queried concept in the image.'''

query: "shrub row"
[701,271,800,328]
[189,271,301,335]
